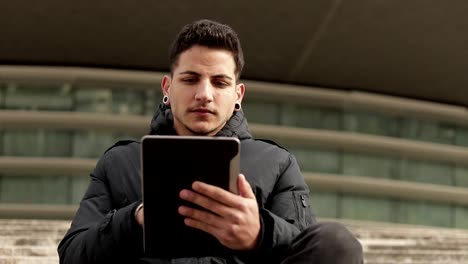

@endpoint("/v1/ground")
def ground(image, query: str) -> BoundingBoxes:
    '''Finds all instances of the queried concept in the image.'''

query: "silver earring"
[163,95,169,105]
[234,102,241,111]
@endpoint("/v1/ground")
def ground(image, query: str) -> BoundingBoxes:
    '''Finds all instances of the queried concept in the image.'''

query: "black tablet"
[140,135,240,258]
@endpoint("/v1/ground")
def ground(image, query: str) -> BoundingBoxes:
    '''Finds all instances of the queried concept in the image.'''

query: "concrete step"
[338,219,468,264]
[365,249,468,264]
[0,236,61,247]
[0,246,57,257]
[1,218,468,264]
[360,237,468,250]
[0,256,58,264]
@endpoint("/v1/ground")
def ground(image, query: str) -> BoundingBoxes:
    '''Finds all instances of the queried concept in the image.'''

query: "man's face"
[162,45,245,136]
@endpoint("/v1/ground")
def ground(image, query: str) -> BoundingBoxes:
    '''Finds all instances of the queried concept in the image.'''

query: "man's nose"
[195,80,214,102]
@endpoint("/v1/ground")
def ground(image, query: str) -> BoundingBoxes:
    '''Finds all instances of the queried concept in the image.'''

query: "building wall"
[1,66,468,229]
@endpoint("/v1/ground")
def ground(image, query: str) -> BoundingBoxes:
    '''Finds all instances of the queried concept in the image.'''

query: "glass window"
[69,177,91,204]
[340,195,396,223]
[454,206,468,229]
[397,200,453,228]
[400,159,454,186]
[145,89,161,116]
[455,127,468,147]
[112,89,146,115]
[76,85,156,115]
[72,131,117,158]
[454,166,468,188]
[4,83,72,111]
[0,131,3,156]
[398,118,456,145]
[74,87,113,113]
[3,130,72,157]
[0,83,4,153]
[343,152,398,179]
[0,176,70,204]
[291,148,341,174]
[0,84,5,108]
[242,100,280,125]
[343,111,398,137]
[310,191,338,218]
[281,104,341,130]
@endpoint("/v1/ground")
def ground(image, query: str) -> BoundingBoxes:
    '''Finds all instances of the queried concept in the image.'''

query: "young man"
[58,19,363,264]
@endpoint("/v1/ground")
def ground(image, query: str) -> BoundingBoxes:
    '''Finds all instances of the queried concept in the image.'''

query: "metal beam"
[0,203,77,220]
[1,172,468,220]
[2,156,468,206]
[252,123,468,166]
[0,156,95,176]
[2,110,468,165]
[305,172,468,206]
[0,110,149,136]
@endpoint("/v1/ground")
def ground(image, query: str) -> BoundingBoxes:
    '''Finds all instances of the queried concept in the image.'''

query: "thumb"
[237,174,255,199]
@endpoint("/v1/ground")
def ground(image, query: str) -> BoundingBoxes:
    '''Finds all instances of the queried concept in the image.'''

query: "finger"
[191,181,239,207]
[183,217,222,239]
[178,205,225,228]
[237,174,255,199]
[182,211,252,250]
[179,188,232,217]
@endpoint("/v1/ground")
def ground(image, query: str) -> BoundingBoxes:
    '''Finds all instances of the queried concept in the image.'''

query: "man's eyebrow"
[179,71,201,76]
[179,71,233,81]
[212,74,233,80]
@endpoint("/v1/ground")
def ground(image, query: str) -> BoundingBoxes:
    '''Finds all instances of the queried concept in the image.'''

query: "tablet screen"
[140,135,240,258]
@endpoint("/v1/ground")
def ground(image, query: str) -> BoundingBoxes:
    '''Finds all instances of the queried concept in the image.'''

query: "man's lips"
[190,108,215,114]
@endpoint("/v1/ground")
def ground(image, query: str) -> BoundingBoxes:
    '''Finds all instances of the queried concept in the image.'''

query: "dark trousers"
[139,222,363,264]
[281,221,364,264]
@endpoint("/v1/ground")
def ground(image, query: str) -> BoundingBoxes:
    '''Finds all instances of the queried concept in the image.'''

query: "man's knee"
[284,221,363,264]
[313,221,363,256]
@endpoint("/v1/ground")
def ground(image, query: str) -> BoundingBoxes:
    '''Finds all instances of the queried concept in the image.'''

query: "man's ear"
[236,83,246,103]
[161,75,171,95]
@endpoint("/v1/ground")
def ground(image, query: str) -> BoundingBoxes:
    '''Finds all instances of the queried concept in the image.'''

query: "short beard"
[184,124,218,136]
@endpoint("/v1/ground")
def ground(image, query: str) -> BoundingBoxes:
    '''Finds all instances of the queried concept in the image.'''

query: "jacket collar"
[149,103,252,140]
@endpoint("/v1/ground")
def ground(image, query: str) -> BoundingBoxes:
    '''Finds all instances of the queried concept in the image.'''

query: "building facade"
[1,66,468,229]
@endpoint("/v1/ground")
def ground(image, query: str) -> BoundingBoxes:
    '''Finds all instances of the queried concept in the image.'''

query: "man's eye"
[214,81,229,87]
[182,79,196,83]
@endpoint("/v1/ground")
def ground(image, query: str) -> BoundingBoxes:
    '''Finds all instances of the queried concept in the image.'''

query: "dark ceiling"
[1,0,468,106]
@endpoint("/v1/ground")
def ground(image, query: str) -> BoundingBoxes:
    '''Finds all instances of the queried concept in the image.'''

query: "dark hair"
[169,19,244,80]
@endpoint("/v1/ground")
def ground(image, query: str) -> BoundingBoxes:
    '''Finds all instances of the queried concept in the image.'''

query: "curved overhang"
[1,0,468,106]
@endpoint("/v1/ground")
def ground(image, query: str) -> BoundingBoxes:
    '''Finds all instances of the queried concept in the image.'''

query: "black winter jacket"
[58,104,316,264]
